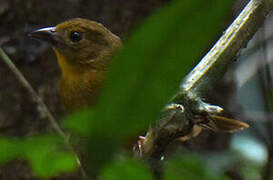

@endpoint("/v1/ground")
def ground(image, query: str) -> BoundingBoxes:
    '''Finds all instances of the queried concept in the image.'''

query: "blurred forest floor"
[0,0,248,180]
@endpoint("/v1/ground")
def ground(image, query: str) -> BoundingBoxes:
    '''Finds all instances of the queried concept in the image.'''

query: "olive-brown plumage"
[30,18,122,111]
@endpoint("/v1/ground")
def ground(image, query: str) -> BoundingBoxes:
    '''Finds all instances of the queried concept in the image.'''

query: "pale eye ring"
[70,31,82,42]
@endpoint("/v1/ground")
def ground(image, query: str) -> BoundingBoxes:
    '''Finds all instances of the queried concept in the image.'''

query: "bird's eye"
[70,31,82,42]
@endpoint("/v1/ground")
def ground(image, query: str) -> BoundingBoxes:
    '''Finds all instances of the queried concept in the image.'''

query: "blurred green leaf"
[164,154,228,180]
[0,137,21,164]
[93,0,232,138]
[64,0,232,175]
[65,109,94,135]
[66,0,232,138]
[0,135,77,178]
[102,156,153,180]
[24,135,77,178]
[28,150,77,178]
[87,136,120,174]
[92,0,231,138]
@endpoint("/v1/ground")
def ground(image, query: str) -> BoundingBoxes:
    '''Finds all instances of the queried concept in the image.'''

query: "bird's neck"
[54,49,105,111]
[54,49,82,79]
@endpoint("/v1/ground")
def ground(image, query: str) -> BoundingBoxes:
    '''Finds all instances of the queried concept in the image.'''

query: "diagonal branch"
[0,48,89,180]
[141,0,273,160]
[182,0,273,95]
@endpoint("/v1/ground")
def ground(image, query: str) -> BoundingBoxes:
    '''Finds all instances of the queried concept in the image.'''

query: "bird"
[29,18,248,139]
[29,18,122,112]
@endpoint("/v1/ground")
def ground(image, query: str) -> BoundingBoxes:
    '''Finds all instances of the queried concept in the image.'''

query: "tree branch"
[141,0,273,160]
[182,0,272,95]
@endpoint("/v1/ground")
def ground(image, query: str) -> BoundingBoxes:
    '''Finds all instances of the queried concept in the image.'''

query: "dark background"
[0,0,257,180]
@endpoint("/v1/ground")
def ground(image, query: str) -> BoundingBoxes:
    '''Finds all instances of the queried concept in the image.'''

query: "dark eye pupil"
[70,31,82,42]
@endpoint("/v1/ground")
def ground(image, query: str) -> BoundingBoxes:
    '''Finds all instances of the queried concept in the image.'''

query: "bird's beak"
[28,27,58,45]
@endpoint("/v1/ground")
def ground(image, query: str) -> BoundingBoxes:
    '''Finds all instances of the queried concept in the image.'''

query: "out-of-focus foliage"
[241,162,262,180]
[164,154,228,180]
[66,0,232,139]
[0,135,77,178]
[66,0,232,174]
[101,156,153,180]
[0,0,233,179]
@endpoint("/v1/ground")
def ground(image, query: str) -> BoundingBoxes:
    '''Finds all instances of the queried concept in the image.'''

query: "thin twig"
[0,47,89,180]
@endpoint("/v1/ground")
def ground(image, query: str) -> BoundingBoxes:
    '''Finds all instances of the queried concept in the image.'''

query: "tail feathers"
[177,115,249,142]
[198,115,249,133]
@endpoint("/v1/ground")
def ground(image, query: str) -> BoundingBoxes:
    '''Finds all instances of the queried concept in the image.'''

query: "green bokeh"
[0,135,77,178]
[102,156,153,180]
[164,154,228,180]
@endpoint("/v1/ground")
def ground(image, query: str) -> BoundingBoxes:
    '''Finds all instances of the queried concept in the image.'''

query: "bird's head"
[29,18,122,73]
